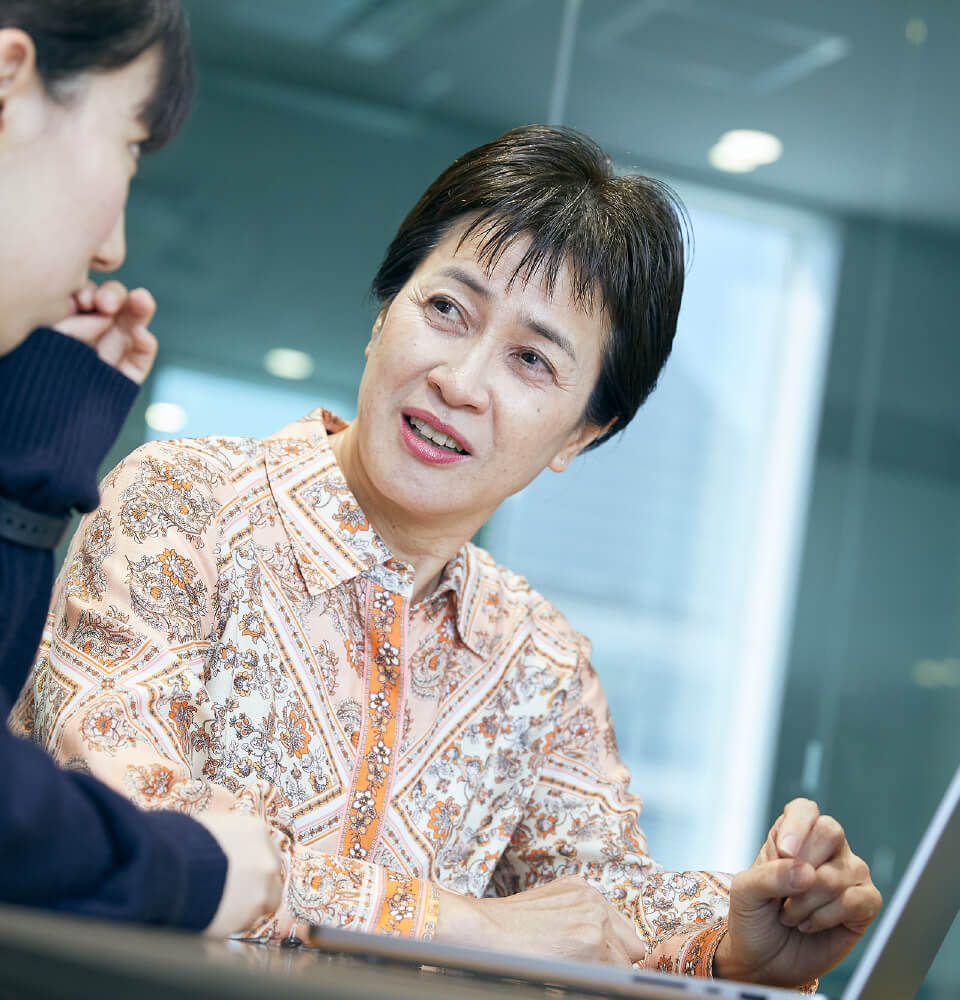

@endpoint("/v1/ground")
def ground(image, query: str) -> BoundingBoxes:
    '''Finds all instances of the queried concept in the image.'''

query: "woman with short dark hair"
[0,0,281,934]
[372,124,686,451]
[22,125,880,989]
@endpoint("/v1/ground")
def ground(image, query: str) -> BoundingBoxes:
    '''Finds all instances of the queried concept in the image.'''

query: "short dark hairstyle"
[372,125,689,451]
[0,0,192,151]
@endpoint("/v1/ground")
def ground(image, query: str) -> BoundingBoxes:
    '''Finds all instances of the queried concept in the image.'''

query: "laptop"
[307,761,960,1000]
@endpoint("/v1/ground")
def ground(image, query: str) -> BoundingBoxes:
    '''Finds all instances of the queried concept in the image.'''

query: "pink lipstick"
[399,409,472,466]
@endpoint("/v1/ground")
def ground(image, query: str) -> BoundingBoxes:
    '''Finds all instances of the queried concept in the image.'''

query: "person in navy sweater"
[0,0,281,933]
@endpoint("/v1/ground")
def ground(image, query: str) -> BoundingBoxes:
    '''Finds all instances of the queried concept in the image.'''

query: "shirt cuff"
[676,921,819,993]
[287,855,438,939]
[677,920,727,977]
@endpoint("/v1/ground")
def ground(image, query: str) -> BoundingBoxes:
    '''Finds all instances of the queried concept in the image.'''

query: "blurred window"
[146,366,355,443]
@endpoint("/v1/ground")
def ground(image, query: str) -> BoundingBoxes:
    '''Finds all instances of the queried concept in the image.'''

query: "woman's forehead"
[420,218,603,318]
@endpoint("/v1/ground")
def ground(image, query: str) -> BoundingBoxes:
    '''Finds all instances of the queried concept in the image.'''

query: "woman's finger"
[75,282,97,312]
[776,798,821,859]
[125,287,157,324]
[608,908,648,966]
[779,861,849,927]
[794,814,846,868]
[95,326,131,370]
[795,884,883,935]
[94,280,130,315]
[119,326,158,385]
[53,312,113,344]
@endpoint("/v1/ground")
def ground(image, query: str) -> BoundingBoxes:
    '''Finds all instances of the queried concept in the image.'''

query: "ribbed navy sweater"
[0,328,226,927]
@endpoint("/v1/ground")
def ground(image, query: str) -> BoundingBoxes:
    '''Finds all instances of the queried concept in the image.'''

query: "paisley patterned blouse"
[12,408,731,976]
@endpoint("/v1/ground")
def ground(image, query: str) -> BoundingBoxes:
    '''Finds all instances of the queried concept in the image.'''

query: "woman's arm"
[464,650,731,975]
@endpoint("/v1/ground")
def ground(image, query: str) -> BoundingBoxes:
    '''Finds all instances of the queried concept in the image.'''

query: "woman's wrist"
[433,887,494,949]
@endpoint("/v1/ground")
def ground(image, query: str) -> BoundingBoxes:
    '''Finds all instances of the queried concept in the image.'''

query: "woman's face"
[352,219,611,528]
[0,33,160,354]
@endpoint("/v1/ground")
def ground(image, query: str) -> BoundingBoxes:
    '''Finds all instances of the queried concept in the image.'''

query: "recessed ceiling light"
[905,18,927,46]
[708,129,783,174]
[913,658,960,688]
[145,402,187,434]
[264,348,315,381]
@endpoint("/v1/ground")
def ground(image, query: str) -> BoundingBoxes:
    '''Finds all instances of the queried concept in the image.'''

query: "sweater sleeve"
[0,329,138,703]
[1,689,226,927]
[1,329,228,929]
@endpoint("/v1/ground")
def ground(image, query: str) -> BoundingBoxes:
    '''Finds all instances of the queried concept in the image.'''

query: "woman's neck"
[328,422,487,605]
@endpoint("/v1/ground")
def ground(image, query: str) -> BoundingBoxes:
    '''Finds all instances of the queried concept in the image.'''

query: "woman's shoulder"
[102,434,268,495]
[463,542,591,666]
[92,435,273,550]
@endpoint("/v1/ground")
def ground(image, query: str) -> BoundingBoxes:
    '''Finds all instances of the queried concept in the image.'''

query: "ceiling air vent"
[336,0,475,64]
[589,0,849,95]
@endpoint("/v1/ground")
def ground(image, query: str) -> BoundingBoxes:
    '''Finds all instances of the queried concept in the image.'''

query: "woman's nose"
[91,213,127,273]
[427,345,492,413]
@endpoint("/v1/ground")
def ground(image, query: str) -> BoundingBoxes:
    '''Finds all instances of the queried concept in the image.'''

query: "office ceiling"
[182,0,959,230]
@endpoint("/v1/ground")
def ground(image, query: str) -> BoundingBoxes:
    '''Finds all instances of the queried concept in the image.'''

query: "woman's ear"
[364,304,390,359]
[548,416,617,473]
[0,29,39,139]
[0,28,37,102]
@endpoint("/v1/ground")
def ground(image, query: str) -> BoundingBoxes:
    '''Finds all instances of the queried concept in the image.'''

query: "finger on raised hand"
[120,326,158,384]
[94,280,130,316]
[120,287,157,327]
[75,281,97,312]
[734,857,815,908]
[776,798,821,859]
[794,884,882,935]
[53,312,114,343]
[793,814,846,868]
[780,861,850,927]
[95,326,132,370]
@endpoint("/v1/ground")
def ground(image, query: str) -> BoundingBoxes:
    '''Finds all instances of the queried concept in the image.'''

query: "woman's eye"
[519,349,544,368]
[428,296,460,320]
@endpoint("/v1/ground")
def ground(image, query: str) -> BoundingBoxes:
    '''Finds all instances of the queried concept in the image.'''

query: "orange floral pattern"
[338,583,406,862]
[12,409,729,965]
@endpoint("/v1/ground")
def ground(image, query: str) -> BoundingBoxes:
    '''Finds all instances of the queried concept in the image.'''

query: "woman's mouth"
[399,411,471,466]
[405,415,467,454]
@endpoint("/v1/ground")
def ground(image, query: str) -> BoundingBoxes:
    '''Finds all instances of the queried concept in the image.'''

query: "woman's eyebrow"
[521,316,577,362]
[440,266,490,298]
[439,266,577,361]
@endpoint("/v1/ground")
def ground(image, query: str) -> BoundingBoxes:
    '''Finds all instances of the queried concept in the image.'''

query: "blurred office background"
[89,1,959,994]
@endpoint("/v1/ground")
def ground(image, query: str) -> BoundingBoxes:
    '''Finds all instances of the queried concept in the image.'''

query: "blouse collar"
[264,407,497,656]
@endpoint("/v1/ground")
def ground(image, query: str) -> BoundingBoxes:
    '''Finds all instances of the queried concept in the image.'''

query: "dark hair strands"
[0,0,193,151]
[372,125,690,451]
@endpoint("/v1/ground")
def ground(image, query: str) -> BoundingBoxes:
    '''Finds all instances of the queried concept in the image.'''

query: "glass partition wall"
[88,2,958,995]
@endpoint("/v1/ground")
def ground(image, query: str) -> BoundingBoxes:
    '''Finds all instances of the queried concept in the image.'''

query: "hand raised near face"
[435,875,648,967]
[715,798,882,988]
[54,280,159,385]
